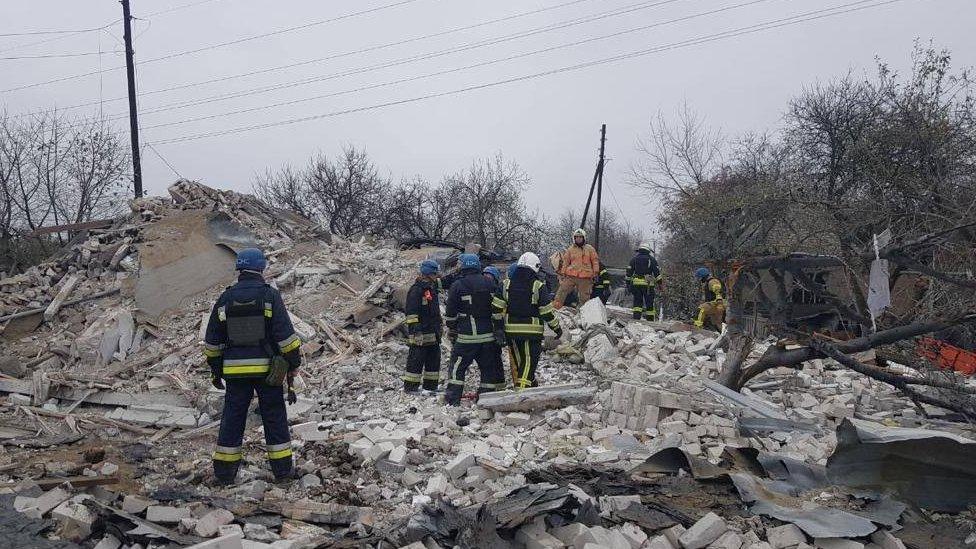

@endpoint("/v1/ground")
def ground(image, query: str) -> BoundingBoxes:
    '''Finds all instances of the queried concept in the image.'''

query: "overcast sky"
[2,0,973,241]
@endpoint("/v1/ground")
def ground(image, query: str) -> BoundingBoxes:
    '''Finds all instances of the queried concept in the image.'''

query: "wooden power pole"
[594,123,606,251]
[580,124,607,250]
[121,0,143,197]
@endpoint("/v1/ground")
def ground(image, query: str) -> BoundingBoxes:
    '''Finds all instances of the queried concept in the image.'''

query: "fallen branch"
[729,313,976,389]
[810,338,976,419]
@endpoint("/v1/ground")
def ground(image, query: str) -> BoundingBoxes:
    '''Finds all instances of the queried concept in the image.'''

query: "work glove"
[210,363,224,390]
[493,329,507,347]
[553,326,564,340]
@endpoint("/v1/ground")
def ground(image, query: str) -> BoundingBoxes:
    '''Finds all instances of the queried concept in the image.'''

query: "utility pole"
[594,124,606,251]
[121,0,143,197]
[580,124,607,250]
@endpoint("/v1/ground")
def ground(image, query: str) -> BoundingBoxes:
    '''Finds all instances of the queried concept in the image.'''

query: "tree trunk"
[717,266,755,389]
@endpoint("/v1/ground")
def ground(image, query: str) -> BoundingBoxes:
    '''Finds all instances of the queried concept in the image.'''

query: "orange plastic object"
[918,337,976,375]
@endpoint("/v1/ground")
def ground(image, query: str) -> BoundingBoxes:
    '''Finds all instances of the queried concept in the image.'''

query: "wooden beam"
[31,474,119,490]
[0,287,120,323]
[28,219,114,237]
[43,275,79,321]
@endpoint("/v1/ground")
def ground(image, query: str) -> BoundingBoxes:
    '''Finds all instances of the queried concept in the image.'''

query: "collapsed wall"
[0,183,973,549]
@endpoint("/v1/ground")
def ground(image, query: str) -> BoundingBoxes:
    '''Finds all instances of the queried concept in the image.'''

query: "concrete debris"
[1,181,973,548]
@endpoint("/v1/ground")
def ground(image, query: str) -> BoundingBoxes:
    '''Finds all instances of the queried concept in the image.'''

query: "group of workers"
[403,251,563,406]
[200,236,727,484]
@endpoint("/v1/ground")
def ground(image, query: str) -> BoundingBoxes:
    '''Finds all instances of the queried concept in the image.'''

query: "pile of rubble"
[0,182,974,549]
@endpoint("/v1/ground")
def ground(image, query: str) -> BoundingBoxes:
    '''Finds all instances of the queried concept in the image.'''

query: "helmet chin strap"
[239,269,265,275]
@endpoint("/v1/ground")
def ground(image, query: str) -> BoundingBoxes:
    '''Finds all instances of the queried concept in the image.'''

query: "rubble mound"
[0,183,973,548]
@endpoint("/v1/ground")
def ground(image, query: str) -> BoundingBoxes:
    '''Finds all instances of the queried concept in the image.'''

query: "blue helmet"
[458,253,481,271]
[420,259,440,276]
[694,267,711,280]
[507,263,518,278]
[483,266,501,281]
[235,248,267,272]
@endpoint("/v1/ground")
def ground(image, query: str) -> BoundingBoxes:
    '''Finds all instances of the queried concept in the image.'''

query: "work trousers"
[213,378,293,482]
[631,285,656,320]
[554,276,593,309]
[403,344,441,392]
[696,300,726,331]
[444,341,505,406]
[508,337,542,390]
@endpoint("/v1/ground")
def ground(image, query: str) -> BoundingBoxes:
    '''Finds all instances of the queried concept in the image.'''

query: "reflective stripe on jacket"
[627,252,662,287]
[559,243,600,279]
[203,272,301,378]
[444,269,500,344]
[404,277,442,347]
[492,267,560,340]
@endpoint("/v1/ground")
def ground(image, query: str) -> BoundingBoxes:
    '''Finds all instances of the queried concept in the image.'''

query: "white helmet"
[638,242,652,252]
[517,252,542,273]
[573,228,587,239]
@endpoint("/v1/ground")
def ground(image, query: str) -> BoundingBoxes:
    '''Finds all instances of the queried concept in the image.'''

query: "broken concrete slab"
[477,384,597,412]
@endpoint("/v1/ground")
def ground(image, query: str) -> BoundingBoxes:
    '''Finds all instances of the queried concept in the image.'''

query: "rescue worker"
[554,228,600,309]
[626,244,662,320]
[483,265,502,290]
[493,252,563,389]
[204,248,302,485]
[507,262,519,280]
[402,260,443,393]
[443,254,506,405]
[594,262,612,304]
[694,267,725,331]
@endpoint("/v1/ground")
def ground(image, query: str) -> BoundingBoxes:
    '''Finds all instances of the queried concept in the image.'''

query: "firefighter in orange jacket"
[554,228,600,309]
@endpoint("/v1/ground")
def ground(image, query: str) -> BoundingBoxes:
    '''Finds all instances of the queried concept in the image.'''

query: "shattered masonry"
[0,181,973,548]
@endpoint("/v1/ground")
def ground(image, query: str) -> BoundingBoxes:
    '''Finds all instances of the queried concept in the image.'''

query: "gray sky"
[1,0,973,240]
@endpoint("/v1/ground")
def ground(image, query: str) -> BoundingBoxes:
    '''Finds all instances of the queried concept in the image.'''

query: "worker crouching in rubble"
[443,254,506,405]
[493,252,563,389]
[694,267,725,331]
[402,260,443,394]
[203,248,302,485]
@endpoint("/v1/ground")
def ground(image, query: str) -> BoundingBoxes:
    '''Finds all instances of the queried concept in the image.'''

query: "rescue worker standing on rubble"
[203,248,302,485]
[626,244,663,320]
[402,260,443,394]
[443,254,506,406]
[694,267,725,331]
[594,262,612,304]
[493,253,563,389]
[554,228,601,309]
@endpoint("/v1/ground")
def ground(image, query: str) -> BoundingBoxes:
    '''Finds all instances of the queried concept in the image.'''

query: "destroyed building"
[0,181,974,549]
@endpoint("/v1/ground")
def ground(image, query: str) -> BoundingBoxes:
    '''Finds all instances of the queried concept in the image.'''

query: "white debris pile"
[0,189,971,548]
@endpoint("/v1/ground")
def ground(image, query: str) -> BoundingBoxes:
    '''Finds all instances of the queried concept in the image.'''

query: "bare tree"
[0,112,129,272]
[636,45,976,418]
[545,208,644,267]
[254,146,390,237]
[447,154,541,252]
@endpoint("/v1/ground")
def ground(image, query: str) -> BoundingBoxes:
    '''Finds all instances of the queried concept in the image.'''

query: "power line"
[0,20,120,55]
[0,51,122,60]
[102,0,695,122]
[0,23,112,37]
[151,0,911,146]
[0,0,223,54]
[9,0,599,115]
[0,0,430,93]
[141,0,227,18]
[140,0,771,130]
[146,143,183,178]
